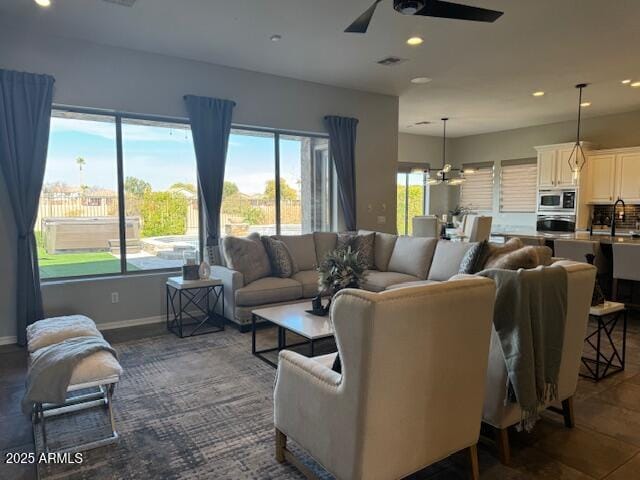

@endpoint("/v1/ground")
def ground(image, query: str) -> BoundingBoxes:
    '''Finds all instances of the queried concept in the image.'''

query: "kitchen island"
[490,227,640,245]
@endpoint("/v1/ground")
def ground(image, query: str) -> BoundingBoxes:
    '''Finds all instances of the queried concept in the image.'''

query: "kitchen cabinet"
[535,143,592,189]
[617,152,640,203]
[587,153,617,202]
[585,147,640,204]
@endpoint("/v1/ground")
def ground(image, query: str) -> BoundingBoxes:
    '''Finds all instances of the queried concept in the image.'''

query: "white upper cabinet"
[538,150,556,188]
[617,152,640,203]
[535,143,593,189]
[586,153,616,202]
[585,147,640,204]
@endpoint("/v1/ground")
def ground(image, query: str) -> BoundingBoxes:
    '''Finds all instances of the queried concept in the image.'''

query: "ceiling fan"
[345,0,503,34]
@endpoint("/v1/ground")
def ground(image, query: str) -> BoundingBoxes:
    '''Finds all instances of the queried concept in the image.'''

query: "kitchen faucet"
[611,197,626,237]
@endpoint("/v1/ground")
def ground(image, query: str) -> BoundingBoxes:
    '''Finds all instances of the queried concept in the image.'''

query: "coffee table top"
[252,302,334,340]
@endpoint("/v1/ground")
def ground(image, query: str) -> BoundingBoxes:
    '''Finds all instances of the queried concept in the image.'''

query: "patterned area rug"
[35,328,466,479]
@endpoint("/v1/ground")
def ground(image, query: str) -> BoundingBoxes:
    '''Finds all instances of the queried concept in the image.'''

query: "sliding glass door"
[396,172,427,235]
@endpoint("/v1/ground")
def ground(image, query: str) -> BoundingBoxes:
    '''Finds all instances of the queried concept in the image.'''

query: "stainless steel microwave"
[537,189,576,213]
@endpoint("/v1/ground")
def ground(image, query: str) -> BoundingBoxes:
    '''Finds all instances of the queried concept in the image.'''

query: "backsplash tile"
[592,204,640,230]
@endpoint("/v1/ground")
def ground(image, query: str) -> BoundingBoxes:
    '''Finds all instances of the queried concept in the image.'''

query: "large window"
[397,171,426,235]
[38,109,333,279]
[221,130,332,237]
[37,110,200,279]
[500,160,537,213]
[460,164,494,212]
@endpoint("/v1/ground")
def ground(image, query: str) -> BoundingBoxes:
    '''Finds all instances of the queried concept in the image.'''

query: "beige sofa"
[211,230,477,331]
[274,277,497,480]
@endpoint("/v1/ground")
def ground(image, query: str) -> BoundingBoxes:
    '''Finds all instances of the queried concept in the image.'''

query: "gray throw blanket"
[478,265,568,431]
[22,336,117,414]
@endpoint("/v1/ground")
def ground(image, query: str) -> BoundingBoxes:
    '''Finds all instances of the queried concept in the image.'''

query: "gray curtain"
[0,69,55,346]
[183,95,236,259]
[324,115,358,231]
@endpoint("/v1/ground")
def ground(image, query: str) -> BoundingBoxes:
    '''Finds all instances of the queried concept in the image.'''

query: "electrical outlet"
[377,215,386,224]
[111,292,119,304]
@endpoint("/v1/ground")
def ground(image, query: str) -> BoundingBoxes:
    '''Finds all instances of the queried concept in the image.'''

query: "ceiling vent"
[101,0,137,6]
[376,56,407,66]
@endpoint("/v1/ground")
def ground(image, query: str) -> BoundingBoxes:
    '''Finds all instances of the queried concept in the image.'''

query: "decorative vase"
[198,260,211,280]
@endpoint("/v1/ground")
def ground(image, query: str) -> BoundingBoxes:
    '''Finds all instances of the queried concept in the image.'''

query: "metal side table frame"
[166,277,225,338]
[581,302,627,381]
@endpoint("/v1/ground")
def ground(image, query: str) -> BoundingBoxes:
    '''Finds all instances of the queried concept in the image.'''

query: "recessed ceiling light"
[269,34,282,42]
[34,0,51,6]
[622,79,632,84]
[631,81,640,88]
[406,36,424,46]
[580,102,591,107]
[532,91,545,97]
[411,77,432,84]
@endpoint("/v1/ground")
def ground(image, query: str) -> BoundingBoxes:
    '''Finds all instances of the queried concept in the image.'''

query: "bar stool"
[412,215,441,238]
[554,240,608,275]
[612,243,640,308]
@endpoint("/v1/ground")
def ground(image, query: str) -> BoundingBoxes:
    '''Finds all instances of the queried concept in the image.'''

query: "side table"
[580,301,627,381]
[166,277,225,338]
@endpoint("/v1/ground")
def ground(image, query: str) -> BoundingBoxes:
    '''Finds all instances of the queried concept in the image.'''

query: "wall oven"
[537,189,576,213]
[536,215,576,233]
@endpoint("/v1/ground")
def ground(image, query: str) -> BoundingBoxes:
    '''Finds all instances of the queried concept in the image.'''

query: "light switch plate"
[377,216,386,224]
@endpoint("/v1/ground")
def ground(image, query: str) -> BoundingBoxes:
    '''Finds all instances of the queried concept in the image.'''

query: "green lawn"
[36,232,138,279]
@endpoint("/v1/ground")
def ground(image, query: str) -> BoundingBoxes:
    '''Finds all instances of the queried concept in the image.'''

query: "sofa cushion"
[428,241,476,281]
[222,232,271,284]
[262,236,296,278]
[387,237,438,279]
[313,232,338,266]
[359,230,397,271]
[235,277,302,307]
[337,232,375,269]
[361,270,420,292]
[292,270,321,298]
[274,234,317,271]
[385,280,440,290]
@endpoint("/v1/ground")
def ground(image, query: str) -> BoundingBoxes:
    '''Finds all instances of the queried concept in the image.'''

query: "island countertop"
[489,227,640,245]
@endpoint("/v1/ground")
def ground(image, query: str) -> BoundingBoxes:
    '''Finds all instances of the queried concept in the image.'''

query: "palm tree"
[76,157,86,191]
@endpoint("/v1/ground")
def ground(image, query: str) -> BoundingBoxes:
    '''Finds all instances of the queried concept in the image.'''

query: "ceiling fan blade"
[417,0,503,22]
[345,0,384,33]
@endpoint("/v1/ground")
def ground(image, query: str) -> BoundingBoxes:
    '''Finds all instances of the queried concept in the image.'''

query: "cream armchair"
[482,260,597,464]
[274,277,497,480]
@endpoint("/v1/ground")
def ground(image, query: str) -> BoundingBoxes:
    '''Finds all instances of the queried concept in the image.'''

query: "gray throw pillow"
[262,236,296,278]
[458,240,489,274]
[337,232,375,269]
[222,232,271,284]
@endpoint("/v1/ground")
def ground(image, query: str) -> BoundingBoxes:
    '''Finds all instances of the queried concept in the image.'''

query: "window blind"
[460,166,494,211]
[500,162,537,212]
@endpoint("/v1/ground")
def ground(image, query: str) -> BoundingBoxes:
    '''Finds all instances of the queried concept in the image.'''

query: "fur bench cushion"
[27,315,102,353]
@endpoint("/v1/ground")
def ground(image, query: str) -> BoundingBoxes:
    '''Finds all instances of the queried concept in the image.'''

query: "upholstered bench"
[26,315,123,455]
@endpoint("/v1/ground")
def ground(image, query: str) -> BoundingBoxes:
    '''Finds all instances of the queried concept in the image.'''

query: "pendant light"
[566,83,589,177]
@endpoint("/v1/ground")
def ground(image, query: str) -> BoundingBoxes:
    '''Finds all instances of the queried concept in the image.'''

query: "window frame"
[43,105,332,282]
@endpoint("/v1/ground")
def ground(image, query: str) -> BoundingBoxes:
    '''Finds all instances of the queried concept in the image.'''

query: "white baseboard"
[97,315,165,331]
[0,336,17,346]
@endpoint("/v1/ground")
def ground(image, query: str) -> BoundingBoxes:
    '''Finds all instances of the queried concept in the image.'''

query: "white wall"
[0,26,399,339]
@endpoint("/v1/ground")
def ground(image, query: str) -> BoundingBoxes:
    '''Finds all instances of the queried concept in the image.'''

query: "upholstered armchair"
[273,277,497,480]
[482,260,596,464]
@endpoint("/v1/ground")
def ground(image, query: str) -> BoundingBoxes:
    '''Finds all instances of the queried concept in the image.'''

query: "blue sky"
[46,117,304,195]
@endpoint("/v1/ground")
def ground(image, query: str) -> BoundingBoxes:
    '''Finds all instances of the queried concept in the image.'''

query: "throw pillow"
[489,246,548,270]
[222,232,271,284]
[481,237,525,269]
[458,240,490,274]
[336,232,375,269]
[261,236,296,278]
[332,354,342,374]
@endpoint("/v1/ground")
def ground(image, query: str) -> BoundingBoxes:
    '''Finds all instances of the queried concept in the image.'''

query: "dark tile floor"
[1,314,639,480]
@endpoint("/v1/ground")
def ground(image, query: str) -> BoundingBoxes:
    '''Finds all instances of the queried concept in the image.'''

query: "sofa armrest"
[211,265,244,321]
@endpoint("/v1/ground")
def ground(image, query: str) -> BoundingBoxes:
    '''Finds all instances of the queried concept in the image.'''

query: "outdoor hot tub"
[41,217,141,253]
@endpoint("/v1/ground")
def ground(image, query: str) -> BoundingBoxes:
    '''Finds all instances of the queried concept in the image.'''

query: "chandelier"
[412,118,470,186]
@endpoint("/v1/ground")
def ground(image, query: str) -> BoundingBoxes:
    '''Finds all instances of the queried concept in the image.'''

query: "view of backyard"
[38,111,331,279]
[397,172,426,235]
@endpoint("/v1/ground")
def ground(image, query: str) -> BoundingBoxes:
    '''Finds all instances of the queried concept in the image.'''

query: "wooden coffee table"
[251,302,334,368]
